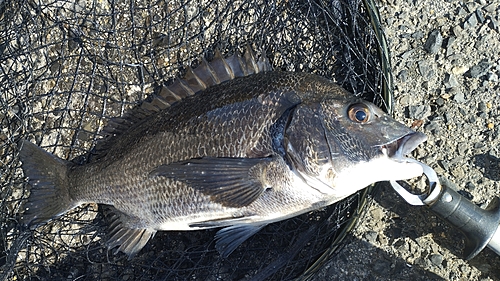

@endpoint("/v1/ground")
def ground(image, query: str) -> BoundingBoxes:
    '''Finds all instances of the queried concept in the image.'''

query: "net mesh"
[0,0,390,280]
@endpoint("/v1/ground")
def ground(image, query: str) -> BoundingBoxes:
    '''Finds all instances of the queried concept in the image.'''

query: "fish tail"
[18,140,75,228]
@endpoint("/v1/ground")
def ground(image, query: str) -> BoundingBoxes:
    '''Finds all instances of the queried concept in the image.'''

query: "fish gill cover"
[0,0,391,280]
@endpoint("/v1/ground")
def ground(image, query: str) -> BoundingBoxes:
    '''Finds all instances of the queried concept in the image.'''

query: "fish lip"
[382,132,427,160]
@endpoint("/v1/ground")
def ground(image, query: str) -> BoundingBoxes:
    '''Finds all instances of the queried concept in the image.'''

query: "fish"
[18,47,427,258]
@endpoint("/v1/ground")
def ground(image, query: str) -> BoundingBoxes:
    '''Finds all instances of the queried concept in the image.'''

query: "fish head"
[284,95,427,200]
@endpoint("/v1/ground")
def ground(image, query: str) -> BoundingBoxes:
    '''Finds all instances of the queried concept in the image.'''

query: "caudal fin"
[18,140,75,228]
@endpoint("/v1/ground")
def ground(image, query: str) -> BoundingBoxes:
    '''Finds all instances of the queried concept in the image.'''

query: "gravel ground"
[313,0,500,280]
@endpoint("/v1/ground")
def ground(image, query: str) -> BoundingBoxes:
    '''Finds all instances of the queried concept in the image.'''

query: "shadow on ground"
[372,182,500,281]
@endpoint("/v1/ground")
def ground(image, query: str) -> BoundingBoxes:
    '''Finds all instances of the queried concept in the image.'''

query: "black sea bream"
[19,49,426,258]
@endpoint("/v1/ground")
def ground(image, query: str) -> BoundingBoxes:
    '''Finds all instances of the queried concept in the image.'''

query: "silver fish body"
[19,52,426,258]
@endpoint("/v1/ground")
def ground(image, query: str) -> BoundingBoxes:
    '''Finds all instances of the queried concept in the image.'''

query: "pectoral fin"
[215,223,267,258]
[150,157,273,208]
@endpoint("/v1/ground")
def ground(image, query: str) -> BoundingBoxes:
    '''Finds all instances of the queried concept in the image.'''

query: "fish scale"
[19,49,427,259]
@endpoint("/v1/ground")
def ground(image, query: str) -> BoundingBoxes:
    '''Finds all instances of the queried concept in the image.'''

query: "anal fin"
[104,206,156,259]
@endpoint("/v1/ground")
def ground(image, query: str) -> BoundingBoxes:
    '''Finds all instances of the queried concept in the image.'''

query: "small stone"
[370,208,384,221]
[440,160,450,171]
[50,62,61,73]
[418,60,435,80]
[475,9,485,23]
[474,142,485,149]
[401,33,412,39]
[415,257,431,268]
[457,7,467,17]
[464,13,478,29]
[457,143,467,155]
[411,30,424,39]
[466,182,476,190]
[425,120,441,132]
[429,254,443,266]
[448,87,459,95]
[444,73,459,88]
[453,92,466,103]
[409,105,432,119]
[436,98,445,106]
[68,37,81,51]
[452,65,469,75]
[484,3,497,13]
[365,231,378,243]
[490,18,499,32]
[478,101,487,112]
[100,83,107,93]
[469,60,490,78]
[441,93,451,100]
[424,30,443,54]
[487,72,498,82]
[445,36,456,56]
[445,37,455,49]
[474,35,488,49]
[386,17,395,26]
[399,95,411,106]
[398,70,408,82]
[458,107,467,116]
[451,166,465,178]
[401,49,414,60]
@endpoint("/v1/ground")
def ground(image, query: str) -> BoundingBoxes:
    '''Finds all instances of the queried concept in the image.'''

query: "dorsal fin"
[89,47,272,162]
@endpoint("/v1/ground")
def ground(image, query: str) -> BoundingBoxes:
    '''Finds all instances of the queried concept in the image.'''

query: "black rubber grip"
[427,184,500,260]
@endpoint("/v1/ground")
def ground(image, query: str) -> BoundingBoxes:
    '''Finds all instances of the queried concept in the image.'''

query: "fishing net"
[0,0,391,279]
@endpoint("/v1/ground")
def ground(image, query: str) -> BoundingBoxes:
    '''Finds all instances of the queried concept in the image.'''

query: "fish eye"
[348,103,370,123]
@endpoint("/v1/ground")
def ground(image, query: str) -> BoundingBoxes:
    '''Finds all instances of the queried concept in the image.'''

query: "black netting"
[0,0,390,280]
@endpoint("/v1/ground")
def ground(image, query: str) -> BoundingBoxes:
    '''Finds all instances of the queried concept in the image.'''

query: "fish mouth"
[382,132,427,160]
